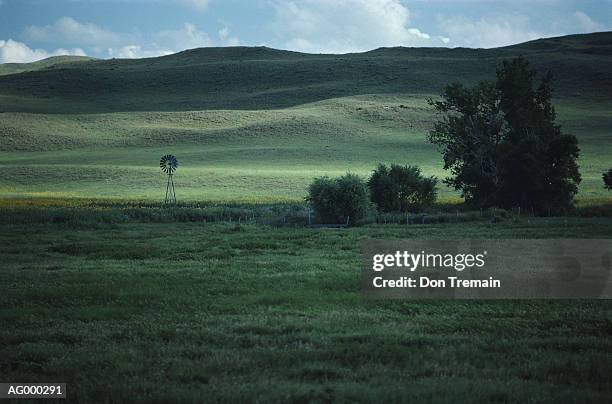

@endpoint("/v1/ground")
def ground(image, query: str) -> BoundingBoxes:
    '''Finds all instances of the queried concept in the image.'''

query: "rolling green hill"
[1,32,612,113]
[0,55,94,77]
[0,32,611,202]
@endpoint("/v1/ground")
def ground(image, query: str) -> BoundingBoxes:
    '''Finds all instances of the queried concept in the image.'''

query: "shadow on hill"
[0,32,611,114]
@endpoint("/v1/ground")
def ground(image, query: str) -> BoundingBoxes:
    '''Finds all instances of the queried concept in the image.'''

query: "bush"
[368,164,437,212]
[603,169,612,190]
[307,173,371,224]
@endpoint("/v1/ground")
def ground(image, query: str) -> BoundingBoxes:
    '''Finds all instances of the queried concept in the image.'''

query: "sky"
[0,0,611,63]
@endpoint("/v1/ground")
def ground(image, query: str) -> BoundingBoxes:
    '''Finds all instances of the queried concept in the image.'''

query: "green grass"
[0,94,447,201]
[0,55,94,77]
[1,94,610,202]
[1,213,611,402]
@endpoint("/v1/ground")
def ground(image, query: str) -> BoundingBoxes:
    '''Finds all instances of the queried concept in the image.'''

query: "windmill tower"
[160,154,178,204]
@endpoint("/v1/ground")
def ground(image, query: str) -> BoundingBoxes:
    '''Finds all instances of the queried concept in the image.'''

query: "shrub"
[603,169,612,190]
[368,164,437,212]
[307,173,371,224]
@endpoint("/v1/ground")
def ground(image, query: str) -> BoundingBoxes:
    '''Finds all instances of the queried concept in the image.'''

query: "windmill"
[160,154,178,204]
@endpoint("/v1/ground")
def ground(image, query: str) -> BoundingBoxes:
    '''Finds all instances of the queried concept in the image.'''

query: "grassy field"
[0,94,610,202]
[1,210,611,402]
[0,32,611,402]
[1,33,611,203]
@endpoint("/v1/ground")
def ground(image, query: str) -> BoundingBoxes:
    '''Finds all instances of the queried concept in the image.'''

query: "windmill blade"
[160,154,178,174]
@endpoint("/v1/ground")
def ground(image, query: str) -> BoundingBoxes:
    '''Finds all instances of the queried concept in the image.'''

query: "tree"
[368,164,437,212]
[604,169,612,190]
[307,173,371,224]
[428,81,504,207]
[428,57,581,212]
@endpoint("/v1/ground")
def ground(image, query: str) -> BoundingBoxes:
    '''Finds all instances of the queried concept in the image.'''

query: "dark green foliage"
[368,164,437,212]
[495,58,581,210]
[307,174,371,224]
[604,169,612,190]
[429,57,581,213]
[428,81,508,207]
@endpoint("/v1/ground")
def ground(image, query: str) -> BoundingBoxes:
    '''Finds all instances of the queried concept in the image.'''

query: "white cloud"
[218,27,230,39]
[573,11,605,33]
[218,27,240,46]
[180,0,210,12]
[107,45,173,59]
[155,23,213,50]
[272,0,445,53]
[0,38,85,63]
[22,16,241,61]
[25,17,122,47]
[439,15,556,48]
[106,23,241,58]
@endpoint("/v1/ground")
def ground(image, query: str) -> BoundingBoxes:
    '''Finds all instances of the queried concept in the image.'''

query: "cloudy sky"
[0,0,610,63]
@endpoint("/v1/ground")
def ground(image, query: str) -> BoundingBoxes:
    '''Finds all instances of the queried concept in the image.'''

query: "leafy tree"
[604,169,612,190]
[307,173,370,224]
[428,81,503,207]
[428,57,581,212]
[368,164,437,212]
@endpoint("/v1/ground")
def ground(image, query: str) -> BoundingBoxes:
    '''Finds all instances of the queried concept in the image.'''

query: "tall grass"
[2,198,610,228]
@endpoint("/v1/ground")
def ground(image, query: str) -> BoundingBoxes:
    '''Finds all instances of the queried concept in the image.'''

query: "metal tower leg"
[171,175,176,204]
[165,175,172,204]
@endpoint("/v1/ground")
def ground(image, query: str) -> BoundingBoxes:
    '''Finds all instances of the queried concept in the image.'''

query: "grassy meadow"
[0,94,446,202]
[1,211,611,402]
[0,94,610,202]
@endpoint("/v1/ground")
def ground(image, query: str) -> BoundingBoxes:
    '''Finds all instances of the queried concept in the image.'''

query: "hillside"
[0,32,611,113]
[0,55,94,77]
[0,32,611,202]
